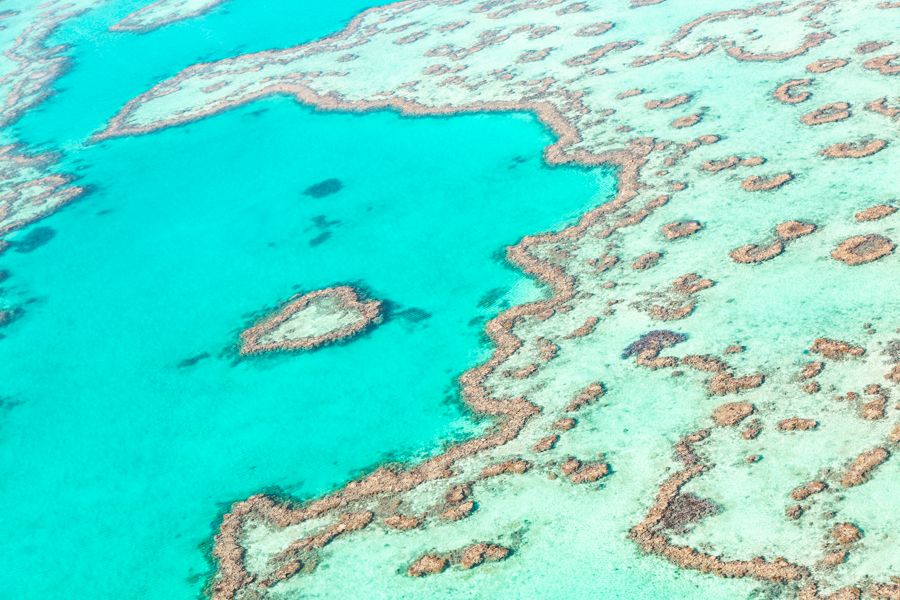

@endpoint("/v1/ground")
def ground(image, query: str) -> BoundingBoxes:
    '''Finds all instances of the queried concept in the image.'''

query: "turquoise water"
[0,1,615,598]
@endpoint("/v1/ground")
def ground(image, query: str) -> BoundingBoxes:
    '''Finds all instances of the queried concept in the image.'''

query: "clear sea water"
[0,1,615,597]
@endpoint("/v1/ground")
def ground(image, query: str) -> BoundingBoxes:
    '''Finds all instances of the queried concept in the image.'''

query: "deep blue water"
[0,1,615,597]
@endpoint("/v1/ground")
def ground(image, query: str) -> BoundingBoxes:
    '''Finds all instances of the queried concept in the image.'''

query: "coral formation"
[831,234,895,266]
[240,286,381,354]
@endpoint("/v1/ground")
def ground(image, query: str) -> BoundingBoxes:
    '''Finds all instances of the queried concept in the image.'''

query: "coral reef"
[240,286,381,354]
[83,0,900,597]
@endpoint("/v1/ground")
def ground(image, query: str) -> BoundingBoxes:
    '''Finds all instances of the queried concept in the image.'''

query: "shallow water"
[0,1,614,597]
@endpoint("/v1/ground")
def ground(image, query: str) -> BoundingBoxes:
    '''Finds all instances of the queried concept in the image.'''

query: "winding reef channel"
[2,0,899,598]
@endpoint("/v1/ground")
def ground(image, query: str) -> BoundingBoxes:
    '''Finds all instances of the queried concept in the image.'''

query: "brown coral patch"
[865,97,900,119]
[730,241,784,264]
[516,48,552,63]
[825,587,863,600]
[653,493,719,534]
[587,253,619,272]
[831,234,895,265]
[801,102,850,125]
[507,363,539,379]
[532,434,559,453]
[886,364,900,384]
[702,155,765,173]
[645,94,692,109]
[730,221,814,264]
[479,459,530,478]
[860,385,887,420]
[565,40,639,66]
[776,220,816,241]
[566,458,610,483]
[831,522,862,545]
[811,338,865,359]
[648,302,695,321]
[459,543,510,569]
[682,354,727,373]
[868,583,900,598]
[441,500,475,521]
[799,361,824,379]
[841,447,889,487]
[741,421,762,440]
[707,372,764,396]
[855,204,896,222]
[661,220,702,240]
[701,156,740,172]
[553,417,577,431]
[632,251,661,270]
[575,22,614,37]
[561,457,581,476]
[564,316,599,339]
[634,272,708,322]
[806,58,848,73]
[712,401,754,426]
[821,139,888,158]
[623,331,686,365]
[856,41,893,54]
[638,353,679,369]
[527,25,558,39]
[773,79,812,104]
[616,88,644,100]
[741,172,793,191]
[384,514,421,530]
[407,554,448,577]
[536,336,559,362]
[820,550,847,568]
[556,1,587,14]
[777,418,818,431]
[394,31,427,45]
[786,504,804,520]
[565,381,605,412]
[671,114,701,128]
[740,156,765,167]
[791,480,827,501]
[726,31,833,62]
[672,273,713,295]
[445,483,470,505]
